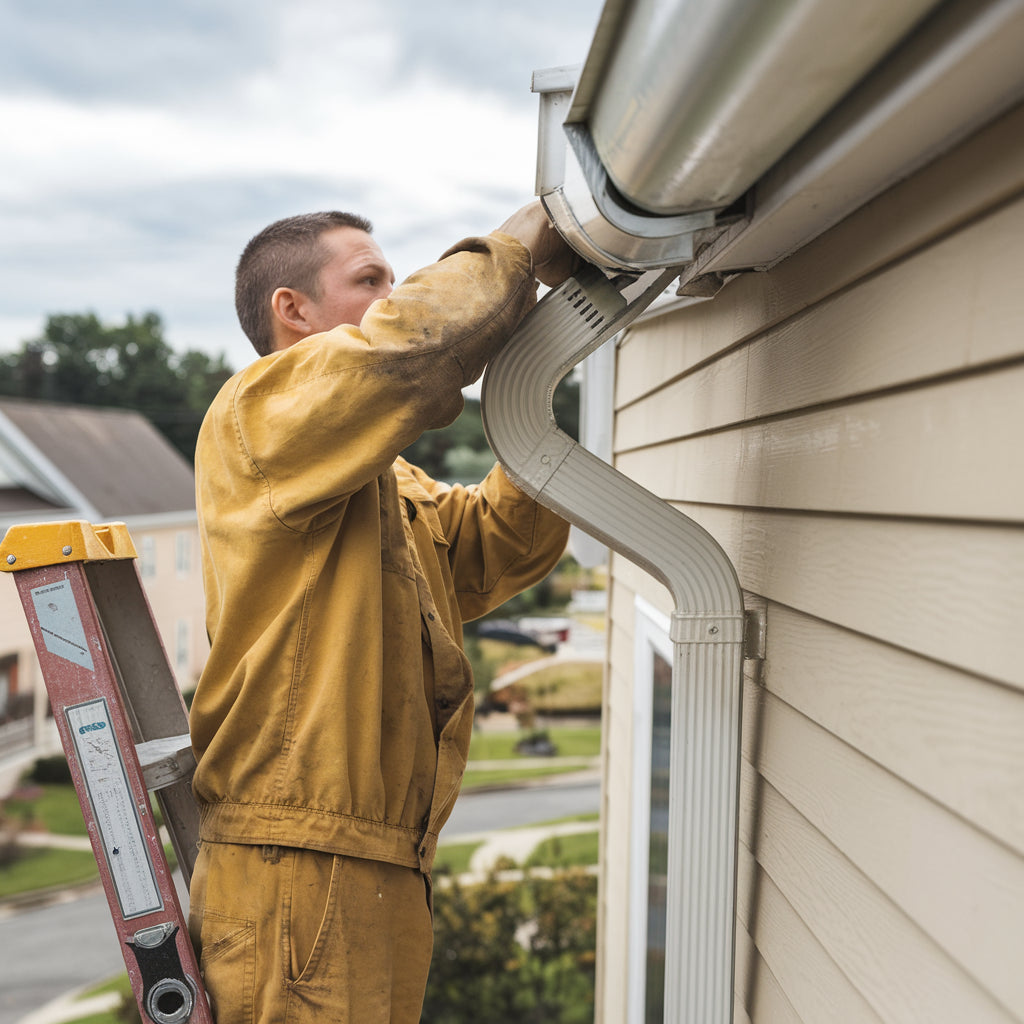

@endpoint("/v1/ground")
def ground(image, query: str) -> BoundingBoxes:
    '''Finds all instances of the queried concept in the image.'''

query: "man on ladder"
[187,201,579,1023]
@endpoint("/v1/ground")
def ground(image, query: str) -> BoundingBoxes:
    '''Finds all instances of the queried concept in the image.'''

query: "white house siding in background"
[598,102,1024,1023]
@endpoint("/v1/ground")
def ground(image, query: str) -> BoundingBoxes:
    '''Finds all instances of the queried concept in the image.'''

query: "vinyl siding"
[599,100,1024,1024]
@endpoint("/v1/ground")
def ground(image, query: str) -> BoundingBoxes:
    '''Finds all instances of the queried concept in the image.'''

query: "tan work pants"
[188,842,433,1024]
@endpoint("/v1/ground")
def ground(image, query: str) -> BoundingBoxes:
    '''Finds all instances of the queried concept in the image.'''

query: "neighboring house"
[498,3,1024,1022]
[0,399,206,796]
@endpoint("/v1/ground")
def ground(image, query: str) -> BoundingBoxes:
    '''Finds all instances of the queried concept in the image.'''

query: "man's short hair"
[236,211,373,356]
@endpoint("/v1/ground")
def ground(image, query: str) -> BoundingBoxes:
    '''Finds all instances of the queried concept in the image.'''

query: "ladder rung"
[136,734,196,791]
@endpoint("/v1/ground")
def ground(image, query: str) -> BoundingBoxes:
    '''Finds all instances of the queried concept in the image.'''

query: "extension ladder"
[1,520,211,1024]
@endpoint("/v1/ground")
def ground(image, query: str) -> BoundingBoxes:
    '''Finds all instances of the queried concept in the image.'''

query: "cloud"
[385,0,602,96]
[0,0,276,103]
[0,0,604,370]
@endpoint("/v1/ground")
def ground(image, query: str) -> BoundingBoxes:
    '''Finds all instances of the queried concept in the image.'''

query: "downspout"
[481,266,745,1023]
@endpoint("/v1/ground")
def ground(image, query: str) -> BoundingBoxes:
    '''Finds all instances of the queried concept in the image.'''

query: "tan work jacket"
[190,232,569,874]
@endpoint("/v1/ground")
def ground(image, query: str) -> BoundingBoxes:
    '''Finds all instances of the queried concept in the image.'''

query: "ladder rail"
[85,558,201,884]
[1,521,211,1024]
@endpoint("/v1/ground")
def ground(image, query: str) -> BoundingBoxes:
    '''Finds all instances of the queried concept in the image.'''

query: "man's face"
[303,226,396,334]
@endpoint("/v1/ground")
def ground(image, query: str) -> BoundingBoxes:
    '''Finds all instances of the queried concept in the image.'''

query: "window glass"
[139,536,156,578]
[629,598,671,1024]
[175,533,191,577]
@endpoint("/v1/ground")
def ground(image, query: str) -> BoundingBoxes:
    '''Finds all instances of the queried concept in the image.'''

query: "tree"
[0,312,233,461]
[401,374,580,484]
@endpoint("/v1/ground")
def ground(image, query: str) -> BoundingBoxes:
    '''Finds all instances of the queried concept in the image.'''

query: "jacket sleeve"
[224,233,536,532]
[406,461,571,621]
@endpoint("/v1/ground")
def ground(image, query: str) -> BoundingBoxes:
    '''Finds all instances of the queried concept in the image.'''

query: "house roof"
[0,399,196,522]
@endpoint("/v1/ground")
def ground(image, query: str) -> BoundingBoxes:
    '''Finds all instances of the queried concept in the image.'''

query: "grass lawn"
[3,783,87,835]
[514,812,599,830]
[63,973,133,1024]
[461,764,589,791]
[0,847,98,897]
[73,1010,124,1024]
[467,724,601,761]
[513,661,602,713]
[525,830,600,869]
[432,840,482,876]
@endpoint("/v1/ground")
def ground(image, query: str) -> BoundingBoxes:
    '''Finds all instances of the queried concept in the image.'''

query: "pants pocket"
[284,848,339,985]
[197,910,256,1024]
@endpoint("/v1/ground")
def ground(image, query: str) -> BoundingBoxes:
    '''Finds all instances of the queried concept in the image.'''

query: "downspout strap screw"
[5,555,14,565]
[62,546,73,556]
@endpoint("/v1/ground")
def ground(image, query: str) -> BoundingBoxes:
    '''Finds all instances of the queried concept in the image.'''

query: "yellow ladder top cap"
[1,520,137,571]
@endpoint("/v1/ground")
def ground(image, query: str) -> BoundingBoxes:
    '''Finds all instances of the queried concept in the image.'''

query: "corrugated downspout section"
[481,267,744,1022]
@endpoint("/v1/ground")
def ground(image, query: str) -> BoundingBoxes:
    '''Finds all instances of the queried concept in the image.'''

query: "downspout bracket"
[670,611,745,644]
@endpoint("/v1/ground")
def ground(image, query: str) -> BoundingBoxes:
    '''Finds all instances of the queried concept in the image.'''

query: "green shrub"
[0,833,23,869]
[27,755,72,785]
[424,870,596,1023]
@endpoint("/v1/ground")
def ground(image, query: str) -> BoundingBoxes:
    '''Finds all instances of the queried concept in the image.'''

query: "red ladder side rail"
[1,521,211,1024]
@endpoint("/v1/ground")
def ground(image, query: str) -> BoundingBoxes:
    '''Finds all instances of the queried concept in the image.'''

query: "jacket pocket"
[197,911,256,1024]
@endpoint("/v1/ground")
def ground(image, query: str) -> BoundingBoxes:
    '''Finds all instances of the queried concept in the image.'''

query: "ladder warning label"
[30,579,95,671]
[66,699,163,918]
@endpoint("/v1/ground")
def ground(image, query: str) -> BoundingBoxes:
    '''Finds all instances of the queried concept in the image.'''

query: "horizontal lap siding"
[602,100,1024,1023]
[616,367,1024,522]
[617,191,1024,445]
[615,102,1024,411]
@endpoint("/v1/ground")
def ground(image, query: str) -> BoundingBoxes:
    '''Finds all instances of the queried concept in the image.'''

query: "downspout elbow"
[481,266,744,1024]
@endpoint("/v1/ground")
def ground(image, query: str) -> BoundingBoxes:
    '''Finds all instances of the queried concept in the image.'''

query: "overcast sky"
[0,0,603,372]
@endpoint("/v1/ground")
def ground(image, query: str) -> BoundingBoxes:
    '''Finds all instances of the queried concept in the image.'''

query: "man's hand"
[498,201,584,288]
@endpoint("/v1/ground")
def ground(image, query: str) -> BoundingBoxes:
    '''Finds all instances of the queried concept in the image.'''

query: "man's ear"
[270,286,313,349]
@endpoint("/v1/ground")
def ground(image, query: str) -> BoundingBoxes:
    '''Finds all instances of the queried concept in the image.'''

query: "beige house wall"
[0,517,206,795]
[599,101,1024,1023]
[129,519,209,695]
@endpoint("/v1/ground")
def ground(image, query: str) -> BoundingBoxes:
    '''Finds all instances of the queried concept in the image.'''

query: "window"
[175,619,191,677]
[0,654,33,755]
[139,535,156,578]
[630,598,672,1024]
[175,532,191,578]
[0,656,12,718]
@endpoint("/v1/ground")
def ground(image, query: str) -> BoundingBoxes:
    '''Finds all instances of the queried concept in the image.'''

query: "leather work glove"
[498,201,585,288]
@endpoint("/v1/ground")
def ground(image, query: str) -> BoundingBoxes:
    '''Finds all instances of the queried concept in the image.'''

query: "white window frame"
[629,596,672,1024]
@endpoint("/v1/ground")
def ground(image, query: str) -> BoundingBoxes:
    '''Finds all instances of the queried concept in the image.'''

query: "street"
[0,776,601,1024]
[443,773,601,838]
[0,890,124,1024]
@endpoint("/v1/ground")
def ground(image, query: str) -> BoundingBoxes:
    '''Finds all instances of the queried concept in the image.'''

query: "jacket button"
[437,697,450,710]
[427,612,435,621]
